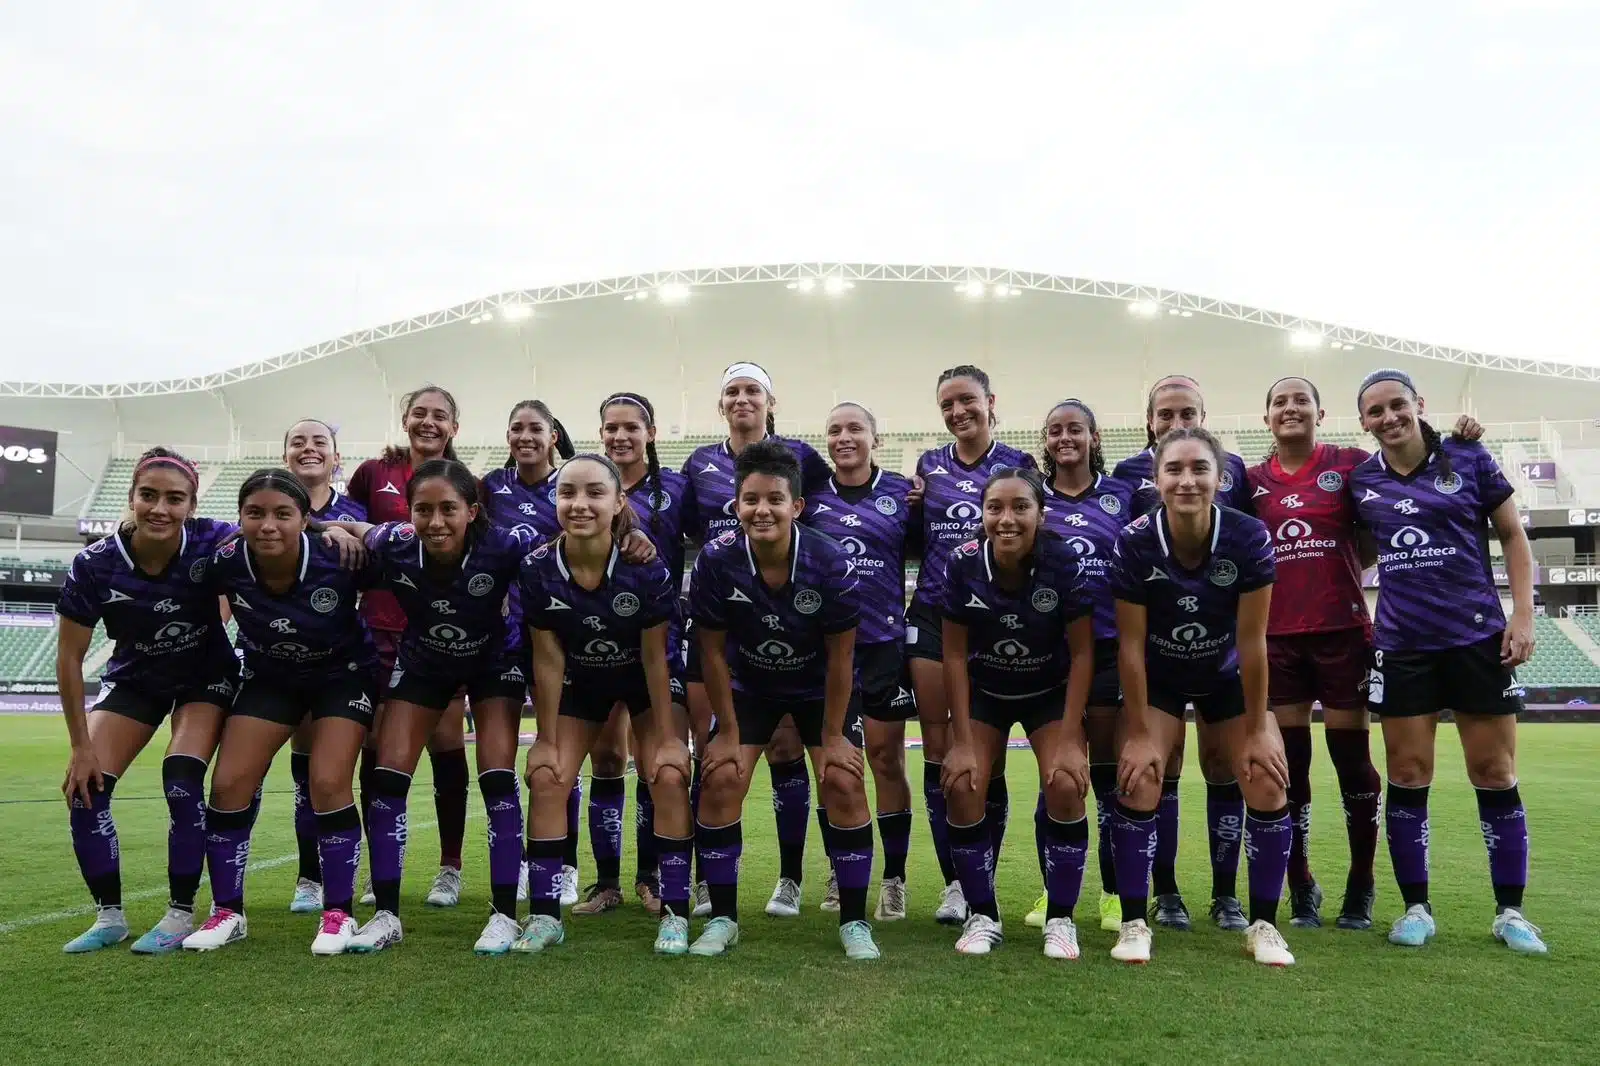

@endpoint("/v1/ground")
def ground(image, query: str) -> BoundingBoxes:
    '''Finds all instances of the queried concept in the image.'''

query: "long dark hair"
[556,453,642,545]
[503,399,575,472]
[384,385,462,464]
[600,392,665,543]
[1357,368,1453,480]
[980,465,1048,560]
[1263,376,1322,461]
[407,458,490,542]
[1145,374,1202,448]
[937,364,998,428]
[1040,399,1106,482]
[238,467,312,514]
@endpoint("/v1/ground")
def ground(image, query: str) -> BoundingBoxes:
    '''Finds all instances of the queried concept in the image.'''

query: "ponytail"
[1418,419,1452,481]
[503,399,569,471]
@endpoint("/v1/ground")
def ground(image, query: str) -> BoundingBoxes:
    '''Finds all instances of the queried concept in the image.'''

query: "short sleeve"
[688,551,727,631]
[640,561,677,627]
[55,553,103,628]
[939,548,977,623]
[1473,445,1515,515]
[1236,521,1277,594]
[518,556,552,631]
[1108,529,1146,605]
[346,461,374,508]
[1228,456,1255,517]
[1016,450,1039,472]
[679,468,703,541]
[797,442,832,498]
[821,550,860,635]
[1062,556,1093,621]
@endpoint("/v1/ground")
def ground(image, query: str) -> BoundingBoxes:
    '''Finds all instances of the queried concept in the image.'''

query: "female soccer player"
[178,470,373,955]
[1022,400,1136,936]
[687,440,880,960]
[681,363,832,919]
[803,402,917,921]
[517,455,694,953]
[906,364,1035,924]
[282,417,368,916]
[345,459,540,955]
[1350,369,1545,954]
[599,391,692,916]
[346,386,473,909]
[56,449,239,954]
[1108,426,1296,967]
[939,466,1096,958]
[1111,374,1254,932]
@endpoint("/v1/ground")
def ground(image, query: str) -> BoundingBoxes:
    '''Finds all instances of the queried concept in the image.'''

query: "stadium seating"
[1519,617,1600,685]
[84,458,137,519]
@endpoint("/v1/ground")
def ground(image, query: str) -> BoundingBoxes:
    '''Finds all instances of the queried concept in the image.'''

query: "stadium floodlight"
[657,282,691,305]
[1290,328,1324,350]
[956,280,987,299]
[786,277,818,293]
[991,283,1019,298]
[822,276,853,296]
[1128,300,1160,317]
[469,312,494,325]
[1330,340,1357,351]
[622,290,650,302]
[499,303,533,322]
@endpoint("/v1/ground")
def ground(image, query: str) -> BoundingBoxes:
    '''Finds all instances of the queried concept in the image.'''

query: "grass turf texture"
[0,716,1592,1066]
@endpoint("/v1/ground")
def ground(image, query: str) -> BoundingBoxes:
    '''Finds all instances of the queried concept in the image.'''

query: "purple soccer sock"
[924,761,957,884]
[1386,782,1431,908]
[697,819,744,921]
[1477,784,1529,911]
[635,778,658,884]
[877,809,911,881]
[589,775,626,887]
[986,775,1010,868]
[204,804,258,913]
[526,837,565,918]
[828,819,875,925]
[1033,792,1048,886]
[367,767,412,915]
[69,772,121,907]
[1112,802,1157,923]
[770,757,811,883]
[1090,763,1118,894]
[315,804,362,914]
[290,751,321,884]
[1043,814,1090,920]
[1244,805,1292,925]
[163,754,208,911]
[564,781,582,869]
[1281,724,1314,887]
[948,816,998,920]
[1152,776,1181,896]
[1206,778,1245,899]
[479,769,524,916]
[655,833,692,915]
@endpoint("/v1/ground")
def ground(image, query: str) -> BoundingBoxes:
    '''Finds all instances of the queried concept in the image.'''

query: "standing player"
[516,455,693,953]
[1023,400,1136,935]
[1111,374,1254,932]
[1107,426,1296,967]
[1351,369,1546,954]
[345,460,540,955]
[938,466,1096,958]
[599,391,692,915]
[803,402,917,921]
[681,363,832,919]
[179,470,374,954]
[346,386,473,909]
[281,417,368,916]
[56,449,240,954]
[687,440,880,960]
[906,364,1036,924]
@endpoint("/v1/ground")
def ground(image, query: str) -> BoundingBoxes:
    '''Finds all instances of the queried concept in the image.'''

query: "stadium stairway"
[1557,616,1600,671]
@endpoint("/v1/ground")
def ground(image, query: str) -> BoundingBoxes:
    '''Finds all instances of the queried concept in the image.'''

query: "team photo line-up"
[52,359,1547,966]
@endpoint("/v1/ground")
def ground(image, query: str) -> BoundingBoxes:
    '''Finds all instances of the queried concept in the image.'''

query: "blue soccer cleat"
[1491,909,1548,955]
[63,907,129,954]
[1387,903,1436,947]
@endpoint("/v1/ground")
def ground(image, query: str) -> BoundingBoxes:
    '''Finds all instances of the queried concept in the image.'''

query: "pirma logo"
[1389,526,1430,549]
[1171,622,1209,644]
[945,500,981,522]
[1276,518,1312,541]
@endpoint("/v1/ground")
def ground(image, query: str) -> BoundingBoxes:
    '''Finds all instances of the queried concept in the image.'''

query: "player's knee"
[1239,777,1286,811]
[866,738,903,781]
[819,774,866,813]
[702,761,743,801]
[1464,751,1516,791]
[590,748,627,778]
[529,767,572,806]
[1042,775,1086,821]
[1385,750,1433,788]
[308,765,353,810]
[653,763,688,793]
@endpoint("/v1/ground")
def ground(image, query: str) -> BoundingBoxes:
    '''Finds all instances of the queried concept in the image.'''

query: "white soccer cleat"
[474,912,522,956]
[182,908,248,952]
[935,881,969,925]
[1244,920,1295,967]
[1043,916,1081,960]
[820,870,840,912]
[347,909,404,953]
[310,910,357,956]
[765,877,802,918]
[955,912,1003,955]
[688,916,740,956]
[875,877,907,922]
[1111,919,1153,964]
[290,878,323,915]
[691,881,712,918]
[559,865,580,907]
[425,865,462,908]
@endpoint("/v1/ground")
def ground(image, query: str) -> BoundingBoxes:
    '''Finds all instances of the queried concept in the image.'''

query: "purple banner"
[1521,461,1556,482]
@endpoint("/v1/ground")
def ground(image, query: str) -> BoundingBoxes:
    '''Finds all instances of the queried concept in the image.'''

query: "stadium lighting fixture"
[469,313,493,325]
[657,282,691,305]
[822,276,853,296]
[991,283,1018,298]
[499,303,532,322]
[956,280,987,299]
[1128,300,1160,317]
[1290,328,1324,350]
[786,277,818,293]
[1330,340,1357,351]
[622,290,651,302]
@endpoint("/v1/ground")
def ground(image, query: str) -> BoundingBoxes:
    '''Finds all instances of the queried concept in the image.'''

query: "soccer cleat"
[765,877,802,918]
[653,913,689,956]
[688,916,740,956]
[358,875,376,908]
[1387,903,1436,947]
[1290,880,1324,928]
[310,910,357,956]
[290,878,323,915]
[1491,909,1549,955]
[572,884,623,916]
[517,861,529,903]
[1151,893,1191,931]
[636,880,663,918]
[1244,920,1295,967]
[348,910,404,953]
[840,920,882,960]
[1110,919,1153,964]
[875,877,907,922]
[63,907,129,954]
[559,865,580,907]
[511,914,565,953]
[474,912,522,955]
[425,865,462,908]
[691,881,712,918]
[1098,891,1121,932]
[1043,917,1080,960]
[1209,896,1248,932]
[182,907,248,952]
[955,912,1003,955]
[935,881,969,925]
[1024,891,1048,929]
[821,871,840,913]
[130,907,193,955]
[1336,883,1376,931]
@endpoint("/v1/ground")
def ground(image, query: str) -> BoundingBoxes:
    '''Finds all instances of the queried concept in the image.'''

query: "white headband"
[722,362,773,394]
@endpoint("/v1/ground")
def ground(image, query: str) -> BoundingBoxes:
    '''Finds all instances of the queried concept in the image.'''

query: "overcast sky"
[1,0,1596,383]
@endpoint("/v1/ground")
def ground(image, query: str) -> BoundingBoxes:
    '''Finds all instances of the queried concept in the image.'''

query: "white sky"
[1,0,1597,383]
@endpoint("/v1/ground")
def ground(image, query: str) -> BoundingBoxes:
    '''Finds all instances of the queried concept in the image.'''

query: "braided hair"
[1144,374,1203,448]
[1262,376,1322,462]
[1040,399,1106,483]
[1357,368,1453,480]
[937,364,998,427]
[384,385,461,464]
[599,391,665,544]
[503,399,575,472]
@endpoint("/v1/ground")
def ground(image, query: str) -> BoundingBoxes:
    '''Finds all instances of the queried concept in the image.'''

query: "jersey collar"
[1154,504,1222,561]
[243,531,311,586]
[555,538,620,584]
[742,524,802,585]
[113,522,189,576]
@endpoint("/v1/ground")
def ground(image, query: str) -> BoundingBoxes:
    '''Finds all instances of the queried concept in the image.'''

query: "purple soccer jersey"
[625,467,691,589]
[310,489,367,525]
[364,521,541,674]
[1109,505,1276,695]
[1350,438,1515,652]
[1042,474,1137,642]
[913,440,1037,608]
[1112,447,1254,517]
[688,525,859,701]
[940,534,1093,696]
[520,539,677,696]
[680,436,832,542]
[481,466,561,538]
[206,532,379,684]
[801,468,915,645]
[56,518,238,697]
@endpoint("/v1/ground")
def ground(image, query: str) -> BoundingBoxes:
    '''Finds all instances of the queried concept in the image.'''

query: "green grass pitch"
[0,716,1593,1065]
